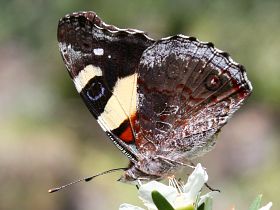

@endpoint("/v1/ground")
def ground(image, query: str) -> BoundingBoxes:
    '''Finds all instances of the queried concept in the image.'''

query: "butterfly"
[57,11,252,183]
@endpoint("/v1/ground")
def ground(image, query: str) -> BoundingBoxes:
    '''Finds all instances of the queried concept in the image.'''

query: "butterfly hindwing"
[136,36,252,158]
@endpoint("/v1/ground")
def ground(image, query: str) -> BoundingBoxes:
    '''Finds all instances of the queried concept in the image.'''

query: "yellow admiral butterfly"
[57,11,252,184]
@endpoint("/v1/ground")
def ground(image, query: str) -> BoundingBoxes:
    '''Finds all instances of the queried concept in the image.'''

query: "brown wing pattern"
[135,36,252,158]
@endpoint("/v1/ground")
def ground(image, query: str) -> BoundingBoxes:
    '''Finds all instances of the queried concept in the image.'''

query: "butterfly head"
[118,163,161,184]
[118,156,180,184]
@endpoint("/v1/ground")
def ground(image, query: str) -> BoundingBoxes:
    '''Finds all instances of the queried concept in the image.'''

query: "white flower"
[259,202,272,210]
[119,163,216,210]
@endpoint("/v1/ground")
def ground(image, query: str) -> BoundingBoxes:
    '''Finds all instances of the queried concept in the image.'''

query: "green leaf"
[151,190,175,210]
[249,194,263,210]
[197,203,205,210]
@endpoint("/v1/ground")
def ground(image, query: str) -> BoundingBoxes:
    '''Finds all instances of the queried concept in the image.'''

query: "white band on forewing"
[98,73,137,130]
[73,65,103,92]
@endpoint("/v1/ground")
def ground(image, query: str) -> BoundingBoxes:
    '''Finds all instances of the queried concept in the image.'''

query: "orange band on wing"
[119,126,134,143]
[112,114,137,144]
[119,114,137,143]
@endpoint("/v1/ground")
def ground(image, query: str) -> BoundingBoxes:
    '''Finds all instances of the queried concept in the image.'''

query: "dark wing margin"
[57,11,154,161]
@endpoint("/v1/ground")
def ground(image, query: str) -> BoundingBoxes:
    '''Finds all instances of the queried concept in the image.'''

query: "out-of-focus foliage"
[0,0,279,210]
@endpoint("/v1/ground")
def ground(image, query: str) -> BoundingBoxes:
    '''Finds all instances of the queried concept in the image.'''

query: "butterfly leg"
[204,182,220,192]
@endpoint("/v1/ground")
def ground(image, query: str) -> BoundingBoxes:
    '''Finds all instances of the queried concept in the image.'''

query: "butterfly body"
[57,11,252,183]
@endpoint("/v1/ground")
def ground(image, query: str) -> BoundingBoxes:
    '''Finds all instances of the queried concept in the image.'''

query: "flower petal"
[173,194,193,208]
[139,181,177,210]
[259,202,273,210]
[198,191,218,206]
[119,203,146,210]
[183,163,208,202]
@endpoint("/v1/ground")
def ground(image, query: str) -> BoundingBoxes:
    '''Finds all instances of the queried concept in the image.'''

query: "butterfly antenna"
[48,167,127,193]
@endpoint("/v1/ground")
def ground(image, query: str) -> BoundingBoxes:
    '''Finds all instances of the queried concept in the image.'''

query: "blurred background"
[0,0,279,209]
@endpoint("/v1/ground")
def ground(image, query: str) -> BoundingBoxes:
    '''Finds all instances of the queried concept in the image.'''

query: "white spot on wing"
[98,74,137,130]
[73,65,102,92]
[93,48,104,56]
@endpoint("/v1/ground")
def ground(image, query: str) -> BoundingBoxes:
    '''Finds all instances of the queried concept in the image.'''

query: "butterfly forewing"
[57,11,154,160]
